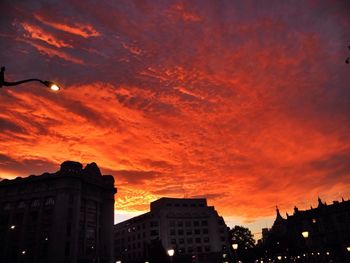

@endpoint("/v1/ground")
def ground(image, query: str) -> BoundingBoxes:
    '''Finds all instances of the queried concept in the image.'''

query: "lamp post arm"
[3,78,45,87]
[0,67,45,88]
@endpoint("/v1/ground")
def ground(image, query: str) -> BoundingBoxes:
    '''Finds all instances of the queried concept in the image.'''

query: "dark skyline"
[0,0,350,236]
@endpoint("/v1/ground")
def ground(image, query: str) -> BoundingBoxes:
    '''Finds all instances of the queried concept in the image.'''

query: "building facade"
[259,198,350,262]
[114,198,231,263]
[0,161,116,263]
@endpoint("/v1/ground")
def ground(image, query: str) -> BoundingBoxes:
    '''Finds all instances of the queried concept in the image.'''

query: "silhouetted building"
[114,197,231,263]
[0,161,116,263]
[259,198,350,262]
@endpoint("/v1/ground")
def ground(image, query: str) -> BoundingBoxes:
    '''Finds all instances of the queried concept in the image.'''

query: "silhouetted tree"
[229,225,256,262]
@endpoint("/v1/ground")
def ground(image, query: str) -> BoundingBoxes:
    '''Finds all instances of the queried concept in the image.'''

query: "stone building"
[259,198,350,262]
[114,197,231,263]
[0,161,116,263]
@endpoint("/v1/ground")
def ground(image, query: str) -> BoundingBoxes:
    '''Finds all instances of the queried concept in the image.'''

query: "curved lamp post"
[0,66,60,91]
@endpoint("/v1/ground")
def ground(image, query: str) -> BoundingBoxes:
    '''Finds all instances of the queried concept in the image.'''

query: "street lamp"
[167,249,175,263]
[0,66,60,91]
[232,244,238,263]
[302,231,310,262]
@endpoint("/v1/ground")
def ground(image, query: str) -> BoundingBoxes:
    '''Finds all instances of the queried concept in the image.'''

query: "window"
[203,229,208,234]
[17,201,26,209]
[197,247,202,252]
[179,238,184,244]
[150,230,159,236]
[195,238,201,243]
[194,229,200,235]
[170,229,176,235]
[150,221,158,227]
[186,229,192,235]
[177,221,183,227]
[187,238,193,244]
[178,229,184,235]
[31,200,40,208]
[3,202,12,210]
[204,237,209,243]
[45,197,55,206]
[193,221,199,226]
[185,221,191,227]
[201,220,208,226]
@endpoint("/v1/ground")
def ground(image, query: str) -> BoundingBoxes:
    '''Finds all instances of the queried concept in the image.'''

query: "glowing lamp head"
[302,231,309,238]
[10,225,16,229]
[347,246,350,252]
[167,249,175,257]
[277,255,282,260]
[43,81,60,91]
[232,243,238,250]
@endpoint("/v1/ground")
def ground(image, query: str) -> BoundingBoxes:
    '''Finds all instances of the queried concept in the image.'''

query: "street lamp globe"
[301,231,309,238]
[232,243,238,250]
[167,249,175,257]
[43,81,60,91]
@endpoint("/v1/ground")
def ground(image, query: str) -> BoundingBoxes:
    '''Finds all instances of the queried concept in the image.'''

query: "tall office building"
[0,161,116,263]
[114,198,231,263]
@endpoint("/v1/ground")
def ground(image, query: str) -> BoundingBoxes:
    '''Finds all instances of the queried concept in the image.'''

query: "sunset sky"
[0,0,349,237]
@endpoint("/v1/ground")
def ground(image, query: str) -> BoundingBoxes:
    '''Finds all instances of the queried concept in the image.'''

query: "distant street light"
[0,66,60,91]
[301,231,309,239]
[167,249,175,263]
[347,246,350,252]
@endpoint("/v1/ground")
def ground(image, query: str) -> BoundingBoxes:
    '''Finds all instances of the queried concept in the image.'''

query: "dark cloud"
[0,118,26,134]
[0,154,58,176]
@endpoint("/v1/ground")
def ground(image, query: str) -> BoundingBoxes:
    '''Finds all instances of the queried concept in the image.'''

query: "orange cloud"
[34,14,101,38]
[21,22,72,48]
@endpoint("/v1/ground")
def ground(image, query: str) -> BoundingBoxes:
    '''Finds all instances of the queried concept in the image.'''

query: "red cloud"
[21,22,72,48]
[34,14,101,38]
